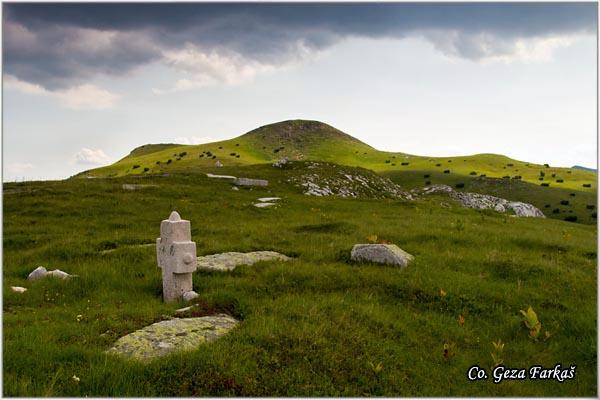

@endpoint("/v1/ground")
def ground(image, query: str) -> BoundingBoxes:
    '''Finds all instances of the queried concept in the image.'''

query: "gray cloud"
[3,3,596,89]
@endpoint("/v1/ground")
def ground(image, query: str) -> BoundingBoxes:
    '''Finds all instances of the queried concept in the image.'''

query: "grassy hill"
[3,167,597,396]
[76,119,597,225]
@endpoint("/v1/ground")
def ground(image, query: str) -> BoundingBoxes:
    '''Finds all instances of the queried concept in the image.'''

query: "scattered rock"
[417,184,545,217]
[27,266,48,281]
[233,178,268,187]
[253,202,277,208]
[206,173,236,180]
[231,186,239,191]
[46,269,73,279]
[182,290,199,302]
[197,251,291,271]
[122,184,158,191]
[106,314,238,361]
[272,157,289,168]
[11,286,27,293]
[215,160,223,167]
[257,197,281,202]
[350,244,414,267]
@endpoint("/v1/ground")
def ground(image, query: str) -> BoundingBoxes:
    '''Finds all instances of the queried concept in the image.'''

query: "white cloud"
[74,148,112,165]
[174,136,215,145]
[4,74,119,110]
[5,162,34,174]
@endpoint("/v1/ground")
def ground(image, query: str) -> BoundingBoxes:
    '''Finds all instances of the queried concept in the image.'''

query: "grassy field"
[3,164,597,396]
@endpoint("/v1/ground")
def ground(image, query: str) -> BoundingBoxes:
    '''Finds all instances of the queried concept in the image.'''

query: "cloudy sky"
[3,2,597,181]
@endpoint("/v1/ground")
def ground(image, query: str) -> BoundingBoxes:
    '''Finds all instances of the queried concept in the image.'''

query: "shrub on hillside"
[541,183,549,187]
[538,177,544,181]
[512,176,522,180]
[443,170,450,174]
[507,163,514,167]
[143,167,149,172]
[230,153,236,156]
[424,174,430,178]
[167,159,172,164]
[425,181,431,185]
[179,152,187,157]
[551,173,556,178]
[502,176,510,179]
[544,163,550,167]
[569,193,576,197]
[560,200,569,206]
[564,215,578,222]
[469,171,477,175]
[435,163,441,167]
[592,212,597,219]
[539,171,545,177]
[455,183,465,189]
[586,205,595,210]
[132,165,140,169]
[199,154,204,158]
[385,160,391,164]
[401,162,409,166]
[583,183,591,188]
[156,161,161,165]
[552,208,560,214]
[544,204,551,208]
[556,179,564,183]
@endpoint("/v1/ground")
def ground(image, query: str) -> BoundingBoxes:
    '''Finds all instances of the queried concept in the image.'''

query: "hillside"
[78,119,596,191]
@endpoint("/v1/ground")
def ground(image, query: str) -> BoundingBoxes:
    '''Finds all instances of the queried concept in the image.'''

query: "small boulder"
[11,286,27,293]
[253,202,276,208]
[350,244,414,267]
[27,266,48,281]
[182,290,199,302]
[47,269,72,279]
[233,178,268,187]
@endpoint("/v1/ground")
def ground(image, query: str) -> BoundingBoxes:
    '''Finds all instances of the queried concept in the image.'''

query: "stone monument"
[156,211,198,302]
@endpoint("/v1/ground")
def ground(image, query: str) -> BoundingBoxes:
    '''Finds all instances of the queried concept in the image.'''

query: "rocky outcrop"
[106,315,238,361]
[197,251,290,271]
[418,184,545,218]
[287,162,413,200]
[350,244,414,267]
[27,266,75,281]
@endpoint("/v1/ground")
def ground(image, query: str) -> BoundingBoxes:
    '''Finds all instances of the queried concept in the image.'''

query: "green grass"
[3,164,597,396]
[78,120,597,194]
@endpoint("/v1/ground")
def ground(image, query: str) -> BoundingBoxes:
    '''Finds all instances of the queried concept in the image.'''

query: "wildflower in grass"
[76,314,83,322]
[72,375,80,383]
[440,289,447,297]
[458,314,465,326]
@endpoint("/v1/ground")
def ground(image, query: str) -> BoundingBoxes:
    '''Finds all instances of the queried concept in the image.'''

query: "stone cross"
[156,211,197,302]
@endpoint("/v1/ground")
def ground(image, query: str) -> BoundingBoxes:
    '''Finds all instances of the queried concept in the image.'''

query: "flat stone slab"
[106,314,238,361]
[253,202,277,208]
[351,244,414,267]
[257,197,281,202]
[233,177,268,186]
[206,173,236,180]
[197,251,291,271]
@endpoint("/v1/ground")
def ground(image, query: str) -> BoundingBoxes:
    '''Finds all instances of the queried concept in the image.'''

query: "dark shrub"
[552,208,560,214]
[539,171,545,177]
[235,143,239,146]
[569,193,575,197]
[583,183,591,188]
[424,174,430,178]
[391,163,396,166]
[544,163,550,167]
[179,152,187,157]
[176,157,181,161]
[544,204,551,208]
[507,163,514,167]
[156,161,161,165]
[425,181,431,185]
[212,155,217,159]
[435,163,441,167]
[230,153,236,156]
[512,176,522,180]
[480,174,486,177]
[401,162,409,166]
[567,171,571,174]
[132,165,140,169]
[560,200,569,206]
[167,159,172,164]
[199,154,204,158]
[538,177,544,181]
[556,179,564,183]
[564,215,578,222]
[469,171,477,175]
[592,212,597,219]
[541,183,549,187]
[447,160,452,163]
[274,148,280,153]
[385,160,391,164]
[143,167,149,172]
[455,183,465,189]
[236,155,240,158]
[586,205,595,210]
[502,176,510,179]
[551,173,556,178]
[443,170,450,174]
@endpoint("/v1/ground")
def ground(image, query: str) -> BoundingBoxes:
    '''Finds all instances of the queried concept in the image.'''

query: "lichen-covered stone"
[197,251,290,272]
[106,315,238,361]
[27,266,47,281]
[351,244,414,267]
[253,202,277,208]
